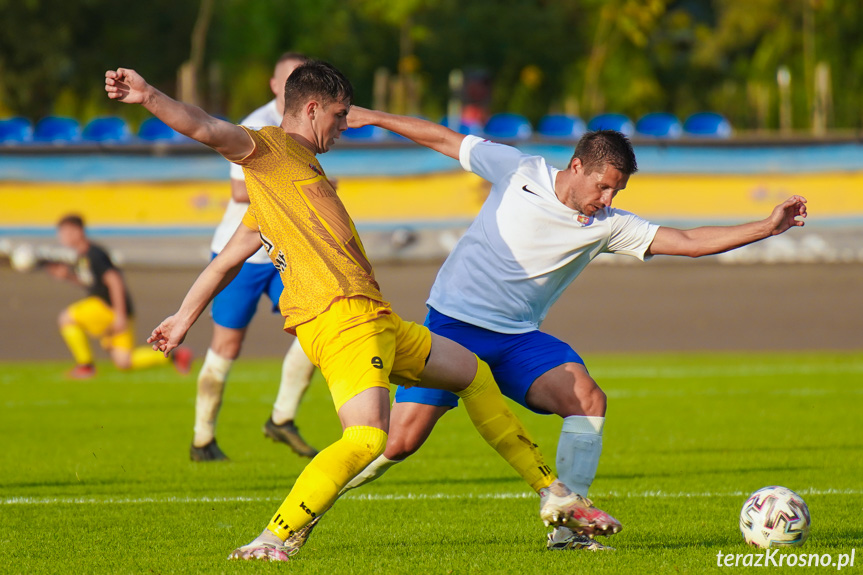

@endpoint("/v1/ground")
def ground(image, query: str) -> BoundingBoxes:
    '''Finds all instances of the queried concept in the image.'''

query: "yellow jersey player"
[105,60,620,562]
[191,52,318,463]
[47,214,193,378]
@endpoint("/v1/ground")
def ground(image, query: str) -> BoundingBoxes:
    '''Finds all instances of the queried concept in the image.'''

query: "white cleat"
[539,480,622,537]
[547,526,616,551]
[227,541,295,562]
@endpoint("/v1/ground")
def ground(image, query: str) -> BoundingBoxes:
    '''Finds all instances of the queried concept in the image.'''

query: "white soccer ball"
[10,244,38,272]
[739,486,811,548]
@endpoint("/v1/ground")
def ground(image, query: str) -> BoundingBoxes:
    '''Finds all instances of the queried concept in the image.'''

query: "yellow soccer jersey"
[237,125,385,331]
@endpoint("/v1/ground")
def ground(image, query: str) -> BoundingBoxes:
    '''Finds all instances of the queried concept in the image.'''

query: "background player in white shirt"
[191,52,319,462]
[283,108,807,552]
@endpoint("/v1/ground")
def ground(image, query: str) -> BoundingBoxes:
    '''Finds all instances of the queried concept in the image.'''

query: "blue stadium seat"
[82,117,132,143]
[33,116,81,143]
[138,117,187,142]
[587,113,634,136]
[635,112,682,139]
[683,112,732,138]
[537,114,586,139]
[0,117,33,144]
[440,116,483,136]
[484,113,532,140]
[341,125,389,141]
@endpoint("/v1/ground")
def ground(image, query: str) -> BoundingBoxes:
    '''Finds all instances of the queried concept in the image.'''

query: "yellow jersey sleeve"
[241,203,260,231]
[234,126,275,171]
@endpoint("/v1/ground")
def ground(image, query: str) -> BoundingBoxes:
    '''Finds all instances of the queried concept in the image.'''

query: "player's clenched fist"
[104,68,151,104]
[148,315,189,356]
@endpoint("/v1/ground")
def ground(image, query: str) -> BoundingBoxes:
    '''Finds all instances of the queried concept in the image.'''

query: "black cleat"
[263,418,318,458]
[190,439,228,462]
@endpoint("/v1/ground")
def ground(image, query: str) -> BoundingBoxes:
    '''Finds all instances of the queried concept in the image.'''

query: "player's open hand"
[105,68,150,104]
[148,314,189,357]
[768,195,807,235]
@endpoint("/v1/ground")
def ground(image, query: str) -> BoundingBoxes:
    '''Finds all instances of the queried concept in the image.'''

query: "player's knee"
[210,328,244,359]
[574,375,606,416]
[557,375,606,417]
[58,309,73,327]
[210,339,242,359]
[383,431,423,461]
[585,385,607,417]
[113,357,132,370]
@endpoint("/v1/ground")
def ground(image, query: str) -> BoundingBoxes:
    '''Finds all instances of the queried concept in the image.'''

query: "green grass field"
[2,352,861,574]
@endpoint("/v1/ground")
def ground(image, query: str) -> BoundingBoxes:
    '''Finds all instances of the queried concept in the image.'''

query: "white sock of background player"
[270,339,316,425]
[192,348,233,447]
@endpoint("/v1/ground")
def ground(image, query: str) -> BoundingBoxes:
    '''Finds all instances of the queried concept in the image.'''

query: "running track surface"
[1,261,860,361]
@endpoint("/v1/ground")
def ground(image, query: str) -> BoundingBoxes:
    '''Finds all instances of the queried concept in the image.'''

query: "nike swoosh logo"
[521,185,539,196]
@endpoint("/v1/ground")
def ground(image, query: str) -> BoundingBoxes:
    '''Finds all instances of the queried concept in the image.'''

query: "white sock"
[339,455,400,494]
[271,339,316,424]
[556,415,604,497]
[192,349,233,447]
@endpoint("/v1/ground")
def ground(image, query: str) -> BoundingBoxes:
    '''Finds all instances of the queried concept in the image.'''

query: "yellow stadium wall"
[1,171,861,228]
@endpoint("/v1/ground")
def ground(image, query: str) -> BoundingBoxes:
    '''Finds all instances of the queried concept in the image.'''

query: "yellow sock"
[267,425,387,540]
[130,346,171,370]
[456,357,556,493]
[60,324,93,365]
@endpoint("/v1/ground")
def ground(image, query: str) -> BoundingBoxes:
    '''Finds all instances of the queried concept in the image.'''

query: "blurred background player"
[191,52,318,462]
[47,214,193,379]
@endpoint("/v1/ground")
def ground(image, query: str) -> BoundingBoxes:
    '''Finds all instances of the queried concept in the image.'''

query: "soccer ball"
[10,244,38,272]
[739,486,810,548]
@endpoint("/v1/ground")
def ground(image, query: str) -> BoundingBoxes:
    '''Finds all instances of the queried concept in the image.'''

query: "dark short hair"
[283,60,353,116]
[571,130,638,175]
[57,214,85,229]
[276,51,309,66]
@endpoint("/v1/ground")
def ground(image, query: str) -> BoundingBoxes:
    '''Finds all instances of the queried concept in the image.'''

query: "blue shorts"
[395,307,584,414]
[210,253,282,330]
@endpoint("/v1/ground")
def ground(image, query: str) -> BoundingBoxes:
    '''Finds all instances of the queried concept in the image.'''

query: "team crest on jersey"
[576,214,593,226]
[309,163,323,176]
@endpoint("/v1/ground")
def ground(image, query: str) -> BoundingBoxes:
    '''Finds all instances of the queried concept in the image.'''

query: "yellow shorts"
[67,296,135,351]
[295,296,432,411]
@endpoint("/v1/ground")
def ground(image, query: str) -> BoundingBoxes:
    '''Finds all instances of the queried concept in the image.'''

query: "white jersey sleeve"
[603,208,660,260]
[459,135,531,186]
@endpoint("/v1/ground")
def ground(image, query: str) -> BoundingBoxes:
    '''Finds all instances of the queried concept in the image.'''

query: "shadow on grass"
[648,444,863,455]
[377,475,523,488]
[601,464,814,481]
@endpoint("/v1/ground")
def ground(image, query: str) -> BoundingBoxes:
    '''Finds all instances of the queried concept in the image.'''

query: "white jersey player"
[191,52,318,462]
[277,108,807,553]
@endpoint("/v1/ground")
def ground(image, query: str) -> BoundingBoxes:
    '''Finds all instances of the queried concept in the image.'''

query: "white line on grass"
[3,487,860,506]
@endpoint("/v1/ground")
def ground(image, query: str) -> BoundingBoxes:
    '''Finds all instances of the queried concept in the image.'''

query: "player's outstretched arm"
[148,225,262,356]
[348,106,465,160]
[104,68,252,162]
[648,195,807,257]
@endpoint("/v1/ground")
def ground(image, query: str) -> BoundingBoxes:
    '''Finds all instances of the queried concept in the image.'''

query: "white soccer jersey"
[210,99,281,263]
[427,135,660,334]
